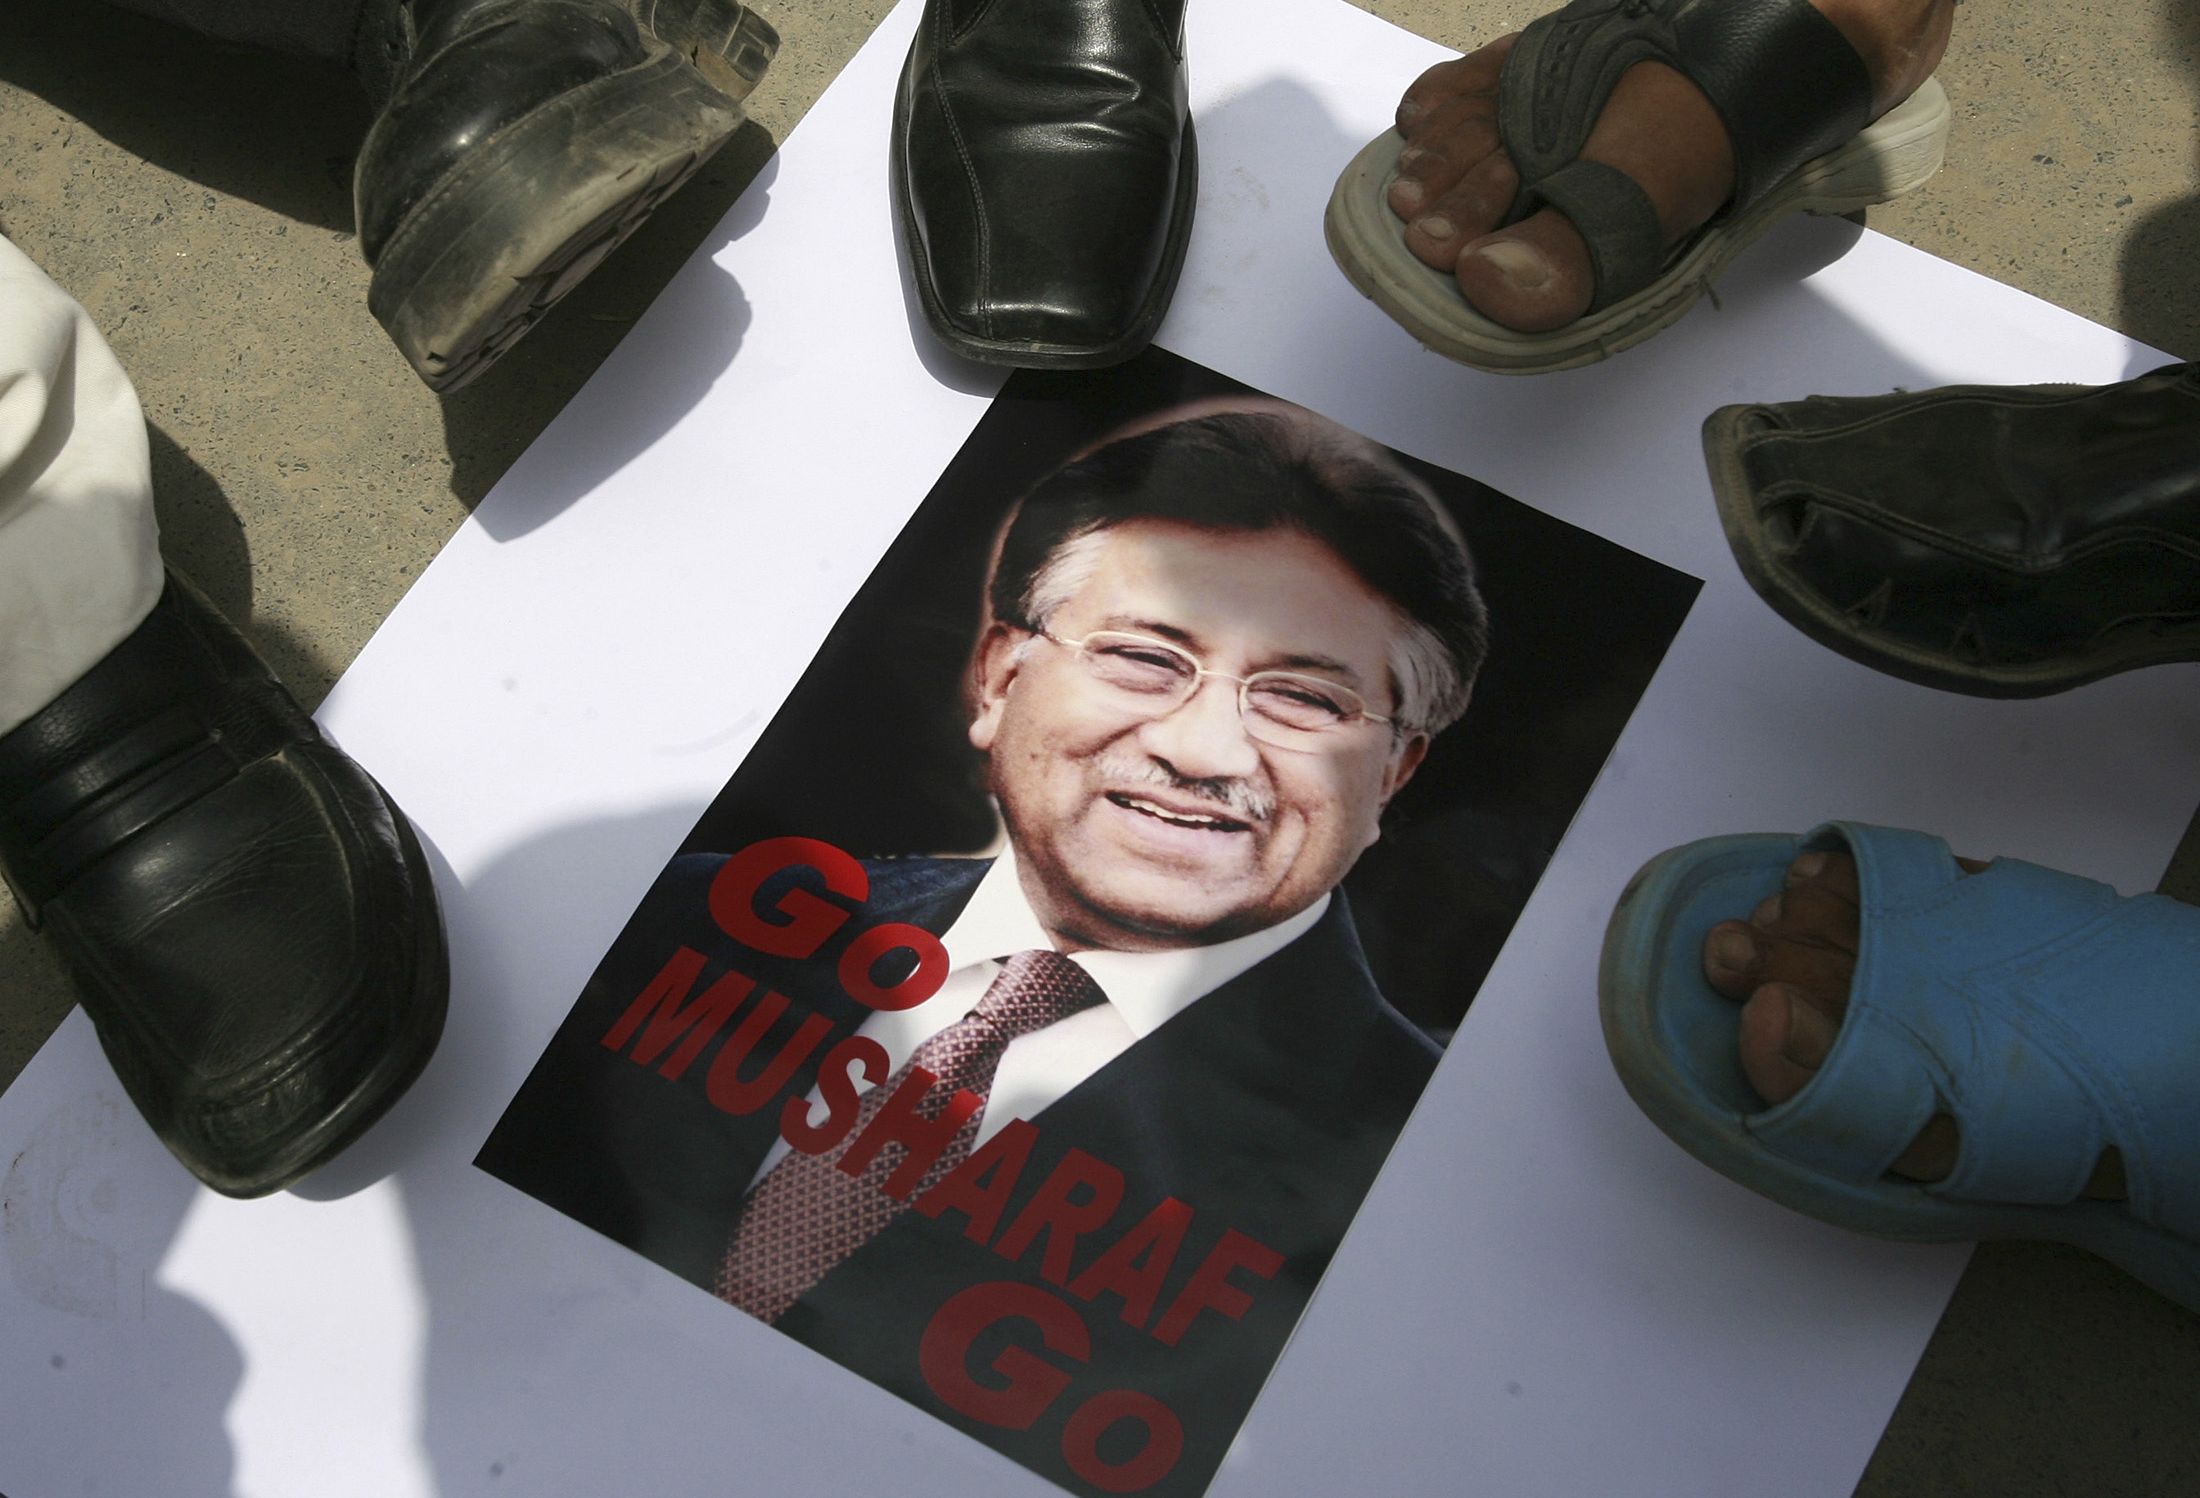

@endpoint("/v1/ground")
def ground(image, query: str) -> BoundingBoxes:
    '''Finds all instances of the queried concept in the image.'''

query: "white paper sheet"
[3,1,2192,1495]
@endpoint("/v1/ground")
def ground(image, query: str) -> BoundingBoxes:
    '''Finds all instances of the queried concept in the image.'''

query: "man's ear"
[968,622,1032,751]
[1378,732,1430,807]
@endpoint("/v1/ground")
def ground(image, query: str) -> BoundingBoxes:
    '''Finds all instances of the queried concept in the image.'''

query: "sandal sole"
[1323,76,1950,375]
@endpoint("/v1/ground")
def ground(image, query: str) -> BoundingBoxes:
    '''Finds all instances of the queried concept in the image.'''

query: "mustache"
[1094,753,1276,824]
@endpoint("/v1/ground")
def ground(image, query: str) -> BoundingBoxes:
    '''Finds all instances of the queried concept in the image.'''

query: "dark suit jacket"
[481,852,1439,1496]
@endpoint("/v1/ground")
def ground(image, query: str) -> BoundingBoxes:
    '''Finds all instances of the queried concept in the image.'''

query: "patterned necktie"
[715,948,1106,1322]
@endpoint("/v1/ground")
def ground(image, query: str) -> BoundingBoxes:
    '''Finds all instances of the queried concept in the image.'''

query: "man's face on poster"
[969,517,1432,952]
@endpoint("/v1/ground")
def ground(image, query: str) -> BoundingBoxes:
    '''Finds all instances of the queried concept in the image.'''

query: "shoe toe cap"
[899,63,1190,361]
[61,749,447,1197]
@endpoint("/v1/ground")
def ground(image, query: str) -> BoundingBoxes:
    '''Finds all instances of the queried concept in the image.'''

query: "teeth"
[1119,795,1232,829]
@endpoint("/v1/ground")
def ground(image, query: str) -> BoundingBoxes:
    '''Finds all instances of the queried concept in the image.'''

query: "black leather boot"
[0,574,449,1197]
[1705,363,2200,696]
[892,0,1197,368]
[352,0,778,391]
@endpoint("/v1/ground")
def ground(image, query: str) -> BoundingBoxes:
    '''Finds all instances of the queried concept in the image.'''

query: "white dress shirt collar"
[936,845,1331,1037]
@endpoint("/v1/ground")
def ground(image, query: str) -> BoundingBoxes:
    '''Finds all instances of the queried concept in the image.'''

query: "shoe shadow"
[2116,0,2200,370]
[0,0,368,235]
[148,425,255,630]
[0,908,74,1095]
[0,1075,244,1497]
[146,425,356,713]
[434,123,783,539]
[298,800,770,1491]
[0,802,709,1495]
[2117,193,2200,366]
[291,798,705,1203]
[370,798,887,1490]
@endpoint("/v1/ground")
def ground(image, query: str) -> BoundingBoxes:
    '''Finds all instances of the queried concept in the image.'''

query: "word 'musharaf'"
[595,837,1284,1486]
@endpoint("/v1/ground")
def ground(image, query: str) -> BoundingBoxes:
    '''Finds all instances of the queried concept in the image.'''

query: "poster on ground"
[478,346,1698,1496]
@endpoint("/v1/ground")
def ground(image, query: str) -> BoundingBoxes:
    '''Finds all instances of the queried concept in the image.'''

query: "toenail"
[1468,238,1551,289]
[1398,99,1423,124]
[1780,991,1812,1063]
[1708,928,1755,974]
[1789,851,1828,883]
[1391,180,1425,212]
[1779,988,1835,1069]
[1398,146,1427,167]
[1418,215,1456,241]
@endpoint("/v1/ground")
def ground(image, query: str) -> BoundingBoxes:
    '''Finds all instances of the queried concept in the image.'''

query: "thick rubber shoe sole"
[632,0,778,103]
[1323,76,1950,376]
[368,13,776,393]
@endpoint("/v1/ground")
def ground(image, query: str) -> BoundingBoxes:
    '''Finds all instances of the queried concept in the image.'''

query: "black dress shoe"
[352,0,779,391]
[1705,363,2200,697]
[0,574,448,1197]
[893,0,1197,368]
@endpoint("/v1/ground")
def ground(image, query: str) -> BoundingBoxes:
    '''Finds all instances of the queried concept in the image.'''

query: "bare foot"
[1700,848,2129,1199]
[1385,0,1955,331]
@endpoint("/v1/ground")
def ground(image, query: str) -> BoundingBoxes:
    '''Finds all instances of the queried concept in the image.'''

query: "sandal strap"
[1498,0,1873,302]
[1934,883,2200,1235]
[1668,0,1874,206]
[1748,822,2200,1236]
[1515,161,1664,313]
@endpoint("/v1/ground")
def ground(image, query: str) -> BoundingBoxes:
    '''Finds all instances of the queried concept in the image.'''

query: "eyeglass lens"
[1073,632,1368,735]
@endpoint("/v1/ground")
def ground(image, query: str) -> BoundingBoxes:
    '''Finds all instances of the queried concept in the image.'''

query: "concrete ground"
[2,0,2196,1493]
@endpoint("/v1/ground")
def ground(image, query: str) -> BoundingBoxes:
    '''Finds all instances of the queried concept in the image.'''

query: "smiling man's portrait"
[479,362,1693,1498]
[968,399,1484,973]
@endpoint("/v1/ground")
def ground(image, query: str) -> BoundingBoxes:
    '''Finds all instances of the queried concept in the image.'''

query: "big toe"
[1438,57,1736,332]
[1447,212,1598,332]
[1737,981,1841,1105]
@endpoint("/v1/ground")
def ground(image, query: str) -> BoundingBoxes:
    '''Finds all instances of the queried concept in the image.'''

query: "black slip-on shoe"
[892,0,1198,368]
[1706,363,2200,696]
[353,0,778,392]
[0,574,449,1197]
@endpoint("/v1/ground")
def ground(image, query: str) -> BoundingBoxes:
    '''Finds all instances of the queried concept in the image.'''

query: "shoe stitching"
[928,21,993,342]
[1759,379,2200,445]
[948,0,999,43]
[1950,925,2161,1218]
[66,775,403,1091]
[1138,0,1184,58]
[1914,979,2121,1205]
[2000,947,2160,1221]
[1843,934,2136,1211]
[1759,479,2200,575]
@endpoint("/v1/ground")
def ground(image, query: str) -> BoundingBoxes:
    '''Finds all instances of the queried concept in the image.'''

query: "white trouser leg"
[0,235,162,738]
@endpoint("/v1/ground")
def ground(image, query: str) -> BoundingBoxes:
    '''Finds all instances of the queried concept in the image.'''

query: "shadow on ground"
[435,121,782,525]
[149,425,340,708]
[2116,0,2200,357]
[0,1,368,233]
[3,0,785,534]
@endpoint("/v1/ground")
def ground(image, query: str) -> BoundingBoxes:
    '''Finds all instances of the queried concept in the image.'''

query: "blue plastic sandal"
[1599,821,2200,1315]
